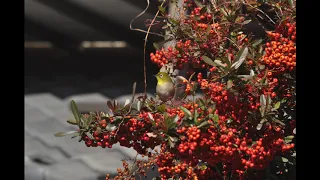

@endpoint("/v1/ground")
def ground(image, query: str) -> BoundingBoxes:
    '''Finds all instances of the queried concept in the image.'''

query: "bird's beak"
[153,75,157,78]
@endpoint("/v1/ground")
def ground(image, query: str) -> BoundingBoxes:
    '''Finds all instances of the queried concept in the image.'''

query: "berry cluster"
[57,0,296,179]
[82,115,161,154]
[263,23,296,71]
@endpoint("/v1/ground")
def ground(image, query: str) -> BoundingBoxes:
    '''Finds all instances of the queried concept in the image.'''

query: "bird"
[154,72,187,103]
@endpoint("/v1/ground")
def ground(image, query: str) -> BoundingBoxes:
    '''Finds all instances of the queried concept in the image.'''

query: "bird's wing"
[173,76,188,101]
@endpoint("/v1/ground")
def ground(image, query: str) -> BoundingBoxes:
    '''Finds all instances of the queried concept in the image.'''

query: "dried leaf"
[231,47,249,69]
[54,131,78,137]
[107,101,114,112]
[293,128,296,134]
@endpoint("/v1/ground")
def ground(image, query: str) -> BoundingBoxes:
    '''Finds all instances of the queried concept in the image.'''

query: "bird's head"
[154,72,172,85]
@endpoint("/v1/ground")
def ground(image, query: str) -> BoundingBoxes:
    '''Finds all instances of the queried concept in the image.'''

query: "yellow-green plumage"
[155,72,175,102]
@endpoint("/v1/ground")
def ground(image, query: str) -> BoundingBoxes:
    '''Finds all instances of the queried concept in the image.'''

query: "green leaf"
[198,98,206,109]
[194,110,199,124]
[173,115,180,123]
[220,8,228,17]
[281,157,289,163]
[66,119,78,125]
[54,131,78,137]
[209,113,214,119]
[202,56,216,67]
[274,101,281,110]
[274,119,285,126]
[169,18,179,25]
[241,20,252,25]
[205,24,212,37]
[288,0,294,8]
[180,107,192,117]
[237,75,253,80]
[284,135,295,143]
[148,112,156,126]
[85,132,94,139]
[227,80,233,89]
[87,113,94,126]
[252,39,263,48]
[227,119,233,124]
[136,100,142,111]
[223,56,231,68]
[233,144,238,148]
[197,121,209,128]
[202,56,225,67]
[213,114,219,124]
[153,42,161,50]
[194,0,204,8]
[70,100,81,126]
[231,46,248,69]
[158,6,166,14]
[200,6,207,14]
[124,99,131,107]
[146,132,157,138]
[256,119,267,130]
[168,136,178,148]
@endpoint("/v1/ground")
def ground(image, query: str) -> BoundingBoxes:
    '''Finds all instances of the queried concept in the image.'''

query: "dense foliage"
[55,0,296,179]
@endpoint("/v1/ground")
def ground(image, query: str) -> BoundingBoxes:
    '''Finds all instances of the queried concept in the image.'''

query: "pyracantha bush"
[55,0,296,179]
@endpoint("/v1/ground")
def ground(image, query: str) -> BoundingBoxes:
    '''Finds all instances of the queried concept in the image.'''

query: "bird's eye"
[159,74,163,78]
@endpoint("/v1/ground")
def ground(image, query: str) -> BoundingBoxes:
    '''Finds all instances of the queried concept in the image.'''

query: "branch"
[143,0,167,98]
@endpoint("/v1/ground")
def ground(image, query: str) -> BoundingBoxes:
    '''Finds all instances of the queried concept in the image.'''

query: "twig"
[143,0,167,97]
[130,0,165,37]
[226,37,240,50]
[242,1,276,25]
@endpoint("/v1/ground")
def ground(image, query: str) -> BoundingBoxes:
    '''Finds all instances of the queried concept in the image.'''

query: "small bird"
[154,72,175,102]
[154,72,187,102]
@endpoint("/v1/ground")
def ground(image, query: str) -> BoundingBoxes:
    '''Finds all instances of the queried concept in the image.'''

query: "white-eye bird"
[154,72,187,103]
